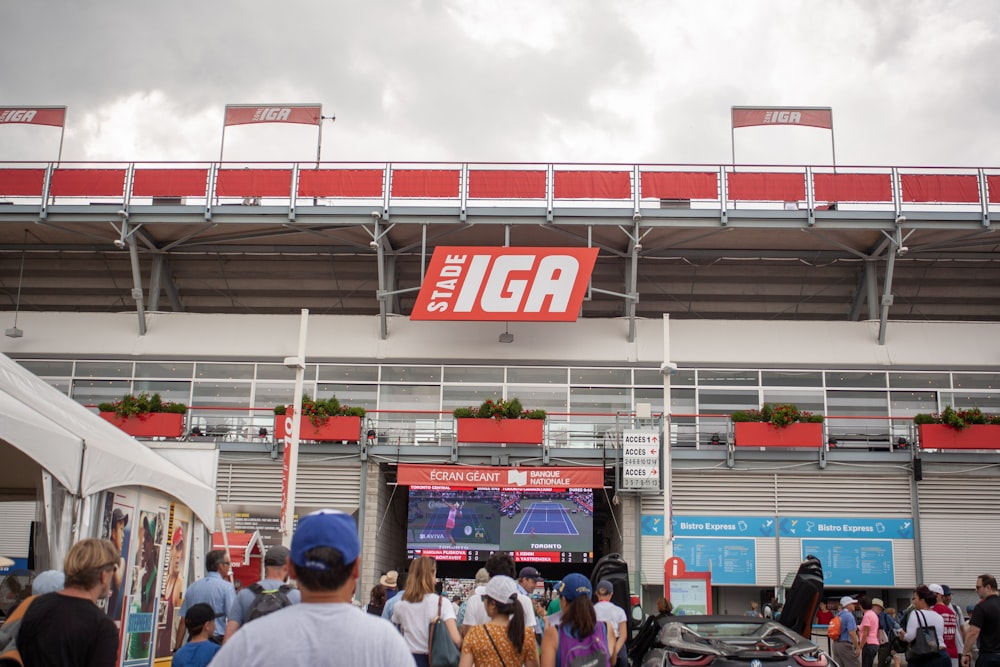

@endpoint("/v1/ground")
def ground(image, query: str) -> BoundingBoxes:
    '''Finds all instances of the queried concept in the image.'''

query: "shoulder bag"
[0,595,37,667]
[905,610,941,663]
[428,595,461,667]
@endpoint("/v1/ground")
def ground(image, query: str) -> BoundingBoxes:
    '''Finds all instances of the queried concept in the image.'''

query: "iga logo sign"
[410,246,599,321]
[0,109,37,123]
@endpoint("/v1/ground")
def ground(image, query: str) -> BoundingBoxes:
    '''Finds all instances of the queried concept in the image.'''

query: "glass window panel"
[253,383,296,410]
[697,370,759,386]
[889,372,950,389]
[504,386,568,418]
[17,360,72,376]
[825,390,890,442]
[570,368,630,385]
[75,361,133,378]
[72,380,131,406]
[669,389,696,448]
[890,391,938,417]
[442,367,504,383]
[317,364,378,382]
[378,384,441,411]
[45,379,70,395]
[671,369,695,386]
[133,381,191,404]
[762,371,823,387]
[507,367,567,384]
[570,387,630,423]
[940,393,1000,412]
[380,366,441,383]
[191,381,252,407]
[761,390,824,414]
[697,389,760,414]
[317,383,378,411]
[134,362,193,379]
[825,371,887,388]
[255,364,298,381]
[634,387,665,416]
[187,410,251,440]
[634,369,663,386]
[442,386,502,411]
[952,374,1000,390]
[195,363,255,380]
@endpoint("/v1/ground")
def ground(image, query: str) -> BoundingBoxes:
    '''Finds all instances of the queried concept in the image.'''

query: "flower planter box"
[918,424,1000,450]
[456,418,544,445]
[274,412,362,442]
[733,422,823,448]
[100,412,185,438]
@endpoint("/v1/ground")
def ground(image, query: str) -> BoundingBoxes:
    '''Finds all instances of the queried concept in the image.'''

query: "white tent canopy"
[0,352,216,529]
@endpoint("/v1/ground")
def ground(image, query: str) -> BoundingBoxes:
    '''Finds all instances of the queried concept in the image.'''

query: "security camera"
[659,361,679,376]
[897,246,909,255]
[632,212,642,221]
[117,209,128,218]
[369,239,379,249]
[895,214,906,224]
[633,243,643,252]
[113,239,126,249]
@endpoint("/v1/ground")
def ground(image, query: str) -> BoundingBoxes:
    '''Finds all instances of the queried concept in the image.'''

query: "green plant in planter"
[98,392,187,418]
[731,403,823,428]
[453,397,546,421]
[274,394,365,426]
[914,406,1000,429]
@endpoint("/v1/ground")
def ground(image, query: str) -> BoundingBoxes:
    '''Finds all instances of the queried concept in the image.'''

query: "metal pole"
[56,122,66,165]
[829,110,837,173]
[280,309,309,547]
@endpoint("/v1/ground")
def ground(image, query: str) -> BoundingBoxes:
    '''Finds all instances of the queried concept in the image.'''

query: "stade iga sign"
[410,247,599,322]
[397,464,604,489]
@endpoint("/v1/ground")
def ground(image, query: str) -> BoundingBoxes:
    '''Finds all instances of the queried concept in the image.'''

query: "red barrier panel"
[390,169,460,198]
[640,171,718,200]
[990,175,1000,204]
[901,174,979,203]
[297,169,384,197]
[467,170,546,199]
[215,169,292,197]
[812,173,892,202]
[131,169,208,197]
[726,172,805,201]
[49,169,127,197]
[0,169,46,196]
[554,171,631,199]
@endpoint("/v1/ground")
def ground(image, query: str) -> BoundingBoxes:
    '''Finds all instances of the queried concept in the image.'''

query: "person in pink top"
[859,595,882,667]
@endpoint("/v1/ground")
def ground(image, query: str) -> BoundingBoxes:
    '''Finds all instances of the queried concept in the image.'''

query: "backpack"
[828,613,842,641]
[0,595,36,667]
[557,622,610,667]
[246,583,293,622]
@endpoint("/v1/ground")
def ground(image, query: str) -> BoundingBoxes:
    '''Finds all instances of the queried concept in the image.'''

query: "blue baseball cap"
[291,510,360,569]
[556,573,592,602]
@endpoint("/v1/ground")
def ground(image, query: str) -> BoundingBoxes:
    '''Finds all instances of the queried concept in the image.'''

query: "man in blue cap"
[210,510,413,667]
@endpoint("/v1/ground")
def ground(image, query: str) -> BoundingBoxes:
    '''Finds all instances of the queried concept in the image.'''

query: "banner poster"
[154,503,191,661]
[100,490,138,655]
[122,492,168,667]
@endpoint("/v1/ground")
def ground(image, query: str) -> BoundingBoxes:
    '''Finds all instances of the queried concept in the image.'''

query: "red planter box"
[733,422,823,448]
[274,412,362,442]
[456,418,544,445]
[918,424,1000,450]
[100,412,185,438]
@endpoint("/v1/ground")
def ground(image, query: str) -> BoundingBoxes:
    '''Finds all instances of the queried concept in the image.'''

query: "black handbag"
[905,611,941,662]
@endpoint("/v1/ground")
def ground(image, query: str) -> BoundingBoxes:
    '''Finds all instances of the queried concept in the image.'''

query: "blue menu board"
[801,539,894,586]
[674,537,757,585]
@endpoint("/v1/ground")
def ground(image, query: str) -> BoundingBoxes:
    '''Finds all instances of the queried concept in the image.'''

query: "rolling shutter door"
[0,500,36,558]
[640,493,664,583]
[918,477,1000,585]
[216,455,361,511]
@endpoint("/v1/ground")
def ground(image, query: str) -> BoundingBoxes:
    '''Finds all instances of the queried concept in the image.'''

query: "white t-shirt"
[210,601,412,667]
[392,593,457,655]
[594,600,627,637]
[462,590,537,630]
[905,608,946,646]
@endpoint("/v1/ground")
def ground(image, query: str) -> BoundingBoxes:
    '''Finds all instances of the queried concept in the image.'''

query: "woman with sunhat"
[460,574,537,667]
[540,573,612,667]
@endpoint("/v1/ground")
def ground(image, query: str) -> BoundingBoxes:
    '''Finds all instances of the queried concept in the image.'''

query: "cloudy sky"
[1,0,997,168]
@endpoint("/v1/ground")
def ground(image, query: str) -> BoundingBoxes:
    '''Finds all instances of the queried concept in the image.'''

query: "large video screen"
[406,486,594,563]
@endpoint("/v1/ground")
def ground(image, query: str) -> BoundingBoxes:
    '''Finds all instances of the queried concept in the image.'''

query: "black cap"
[184,603,216,630]
[264,545,290,567]
[112,508,129,526]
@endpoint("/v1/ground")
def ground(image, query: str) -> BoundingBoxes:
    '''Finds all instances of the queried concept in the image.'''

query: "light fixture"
[498,322,514,343]
[5,229,27,338]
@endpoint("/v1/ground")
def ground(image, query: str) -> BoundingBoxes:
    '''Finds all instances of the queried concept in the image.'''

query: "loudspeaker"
[913,458,923,482]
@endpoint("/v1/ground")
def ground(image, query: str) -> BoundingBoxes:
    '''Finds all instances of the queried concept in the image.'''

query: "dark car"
[637,616,837,667]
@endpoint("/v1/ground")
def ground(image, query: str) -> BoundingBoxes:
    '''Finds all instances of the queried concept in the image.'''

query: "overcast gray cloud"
[1,0,997,166]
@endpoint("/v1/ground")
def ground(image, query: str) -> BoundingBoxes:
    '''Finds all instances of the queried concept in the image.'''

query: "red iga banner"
[224,104,322,126]
[0,106,67,127]
[731,107,833,130]
[410,246,599,322]
[397,464,604,489]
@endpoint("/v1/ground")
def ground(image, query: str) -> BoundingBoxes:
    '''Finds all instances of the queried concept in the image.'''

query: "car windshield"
[658,619,818,658]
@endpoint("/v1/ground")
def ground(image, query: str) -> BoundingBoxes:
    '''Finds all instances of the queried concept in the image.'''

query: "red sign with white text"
[410,246,599,321]
[397,464,604,489]
[731,107,833,130]
[0,107,67,127]
[224,104,322,127]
